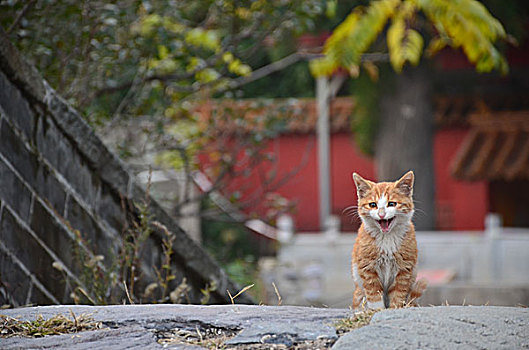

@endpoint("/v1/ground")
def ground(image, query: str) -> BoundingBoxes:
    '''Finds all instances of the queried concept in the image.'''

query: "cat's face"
[352,171,414,233]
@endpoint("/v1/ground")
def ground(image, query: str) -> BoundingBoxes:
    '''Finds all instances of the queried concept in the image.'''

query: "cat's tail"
[408,278,428,305]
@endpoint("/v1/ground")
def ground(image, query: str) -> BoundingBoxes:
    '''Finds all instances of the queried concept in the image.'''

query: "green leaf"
[311,0,401,77]
[184,28,220,51]
[387,1,423,72]
[312,0,509,77]
[419,0,508,74]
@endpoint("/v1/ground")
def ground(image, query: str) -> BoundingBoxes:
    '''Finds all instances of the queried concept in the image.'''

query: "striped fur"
[351,171,427,309]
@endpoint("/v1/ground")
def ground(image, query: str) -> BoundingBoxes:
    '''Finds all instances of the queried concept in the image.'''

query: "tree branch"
[7,0,37,34]
[92,50,388,102]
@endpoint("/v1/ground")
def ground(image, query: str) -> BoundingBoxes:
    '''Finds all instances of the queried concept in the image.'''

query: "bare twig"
[229,52,314,89]
[75,287,97,305]
[6,0,37,34]
[123,281,134,304]
[272,282,282,306]
[227,284,254,304]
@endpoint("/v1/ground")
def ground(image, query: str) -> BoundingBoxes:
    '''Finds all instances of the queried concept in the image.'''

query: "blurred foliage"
[201,202,264,296]
[0,0,326,228]
[0,0,328,124]
[239,1,367,98]
[481,0,529,42]
[238,57,315,98]
[309,0,529,155]
[311,0,511,77]
[1,0,330,301]
[348,71,380,155]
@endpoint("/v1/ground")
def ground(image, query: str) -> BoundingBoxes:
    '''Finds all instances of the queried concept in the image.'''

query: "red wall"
[330,133,375,231]
[263,135,320,230]
[210,129,488,232]
[258,133,375,231]
[434,129,488,230]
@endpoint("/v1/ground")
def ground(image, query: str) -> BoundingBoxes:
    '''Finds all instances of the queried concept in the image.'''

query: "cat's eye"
[388,201,397,207]
[369,202,377,208]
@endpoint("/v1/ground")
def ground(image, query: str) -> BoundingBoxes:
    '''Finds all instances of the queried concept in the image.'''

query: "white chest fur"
[373,224,408,295]
[376,253,398,292]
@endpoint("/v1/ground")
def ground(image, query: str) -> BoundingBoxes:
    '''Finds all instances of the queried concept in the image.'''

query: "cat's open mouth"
[378,218,394,233]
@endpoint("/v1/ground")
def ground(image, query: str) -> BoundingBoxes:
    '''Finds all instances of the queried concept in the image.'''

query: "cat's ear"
[396,171,414,197]
[352,173,374,198]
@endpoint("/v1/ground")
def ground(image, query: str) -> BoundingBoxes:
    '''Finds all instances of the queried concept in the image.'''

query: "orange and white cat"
[351,171,427,309]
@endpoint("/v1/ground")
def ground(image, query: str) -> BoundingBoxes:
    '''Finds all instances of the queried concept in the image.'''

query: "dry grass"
[333,309,378,335]
[157,325,239,349]
[157,326,337,350]
[227,284,255,305]
[0,311,102,338]
[157,308,379,349]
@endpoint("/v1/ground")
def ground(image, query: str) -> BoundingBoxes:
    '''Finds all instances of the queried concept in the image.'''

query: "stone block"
[0,119,66,213]
[30,199,76,273]
[45,93,106,166]
[0,250,54,306]
[96,183,126,233]
[0,157,32,221]
[35,115,100,208]
[0,249,32,306]
[0,116,37,176]
[66,196,117,258]
[97,159,131,196]
[44,92,132,195]
[0,206,65,302]
[0,68,36,140]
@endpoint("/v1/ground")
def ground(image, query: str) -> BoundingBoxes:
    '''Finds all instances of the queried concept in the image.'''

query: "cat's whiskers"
[343,206,359,215]
[411,200,429,218]
[412,207,427,218]
[348,213,360,221]
[342,205,358,215]
[342,205,361,222]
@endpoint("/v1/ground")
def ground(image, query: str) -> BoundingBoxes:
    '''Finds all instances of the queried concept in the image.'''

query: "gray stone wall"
[0,27,251,306]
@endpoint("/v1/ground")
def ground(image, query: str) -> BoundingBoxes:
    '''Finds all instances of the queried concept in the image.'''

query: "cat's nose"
[379,211,385,219]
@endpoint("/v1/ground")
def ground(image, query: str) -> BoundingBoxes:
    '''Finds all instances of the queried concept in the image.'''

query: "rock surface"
[1,304,349,349]
[333,306,529,350]
[1,304,528,349]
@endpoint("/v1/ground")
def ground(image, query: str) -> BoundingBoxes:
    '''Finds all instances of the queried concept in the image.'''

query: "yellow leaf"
[157,45,169,60]
[309,56,338,77]
[387,17,405,71]
[222,52,234,63]
[426,37,446,57]
[235,7,251,20]
[405,29,423,66]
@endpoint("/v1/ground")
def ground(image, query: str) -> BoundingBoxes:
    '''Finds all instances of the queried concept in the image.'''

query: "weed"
[200,280,218,305]
[151,221,176,302]
[68,228,118,305]
[121,200,154,301]
[0,311,102,338]
[55,169,210,305]
[333,309,378,335]
[169,278,191,304]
